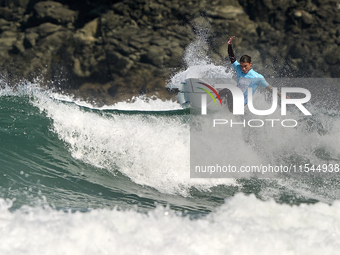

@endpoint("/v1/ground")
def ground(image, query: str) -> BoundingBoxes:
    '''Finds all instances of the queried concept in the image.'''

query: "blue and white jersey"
[232,60,269,104]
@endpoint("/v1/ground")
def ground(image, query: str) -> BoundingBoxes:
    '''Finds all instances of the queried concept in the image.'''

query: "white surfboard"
[177,78,224,109]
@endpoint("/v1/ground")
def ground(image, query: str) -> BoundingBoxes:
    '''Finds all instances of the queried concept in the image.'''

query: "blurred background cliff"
[0,0,339,103]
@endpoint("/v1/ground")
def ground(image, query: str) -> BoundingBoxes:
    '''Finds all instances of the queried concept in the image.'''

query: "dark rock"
[35,22,64,38]
[290,43,310,59]
[40,31,68,50]
[336,37,340,45]
[0,7,15,21]
[0,0,29,9]
[167,46,183,67]
[301,10,314,25]
[0,0,338,103]
[335,14,340,23]
[0,18,17,31]
[128,31,152,49]
[74,18,99,44]
[0,31,18,48]
[115,43,132,56]
[141,45,166,66]
[150,36,169,46]
[24,32,39,48]
[324,46,340,65]
[107,51,134,76]
[11,40,25,54]
[33,1,78,25]
[207,5,244,19]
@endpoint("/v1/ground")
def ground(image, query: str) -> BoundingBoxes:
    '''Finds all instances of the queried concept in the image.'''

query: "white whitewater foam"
[167,63,234,91]
[33,90,237,196]
[103,96,182,111]
[0,81,237,195]
[3,81,339,198]
[51,93,183,111]
[1,194,340,255]
[167,21,234,91]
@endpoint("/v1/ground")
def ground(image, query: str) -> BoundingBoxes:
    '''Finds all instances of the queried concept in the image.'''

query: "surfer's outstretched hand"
[228,36,235,45]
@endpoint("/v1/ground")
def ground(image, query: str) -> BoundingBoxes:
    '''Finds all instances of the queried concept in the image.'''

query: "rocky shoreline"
[0,0,339,103]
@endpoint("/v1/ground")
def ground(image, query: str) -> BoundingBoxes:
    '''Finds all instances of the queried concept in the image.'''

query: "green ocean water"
[0,87,228,215]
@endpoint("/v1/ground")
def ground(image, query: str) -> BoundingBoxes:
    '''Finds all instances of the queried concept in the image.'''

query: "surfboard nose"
[177,78,217,109]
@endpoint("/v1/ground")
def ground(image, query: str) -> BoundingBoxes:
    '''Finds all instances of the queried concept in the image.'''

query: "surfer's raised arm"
[227,35,289,99]
[227,36,236,64]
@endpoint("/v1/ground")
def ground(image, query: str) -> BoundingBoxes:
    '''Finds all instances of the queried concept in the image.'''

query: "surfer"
[219,36,287,112]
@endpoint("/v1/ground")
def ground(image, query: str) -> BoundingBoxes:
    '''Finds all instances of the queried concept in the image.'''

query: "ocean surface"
[1,33,340,254]
[1,76,340,255]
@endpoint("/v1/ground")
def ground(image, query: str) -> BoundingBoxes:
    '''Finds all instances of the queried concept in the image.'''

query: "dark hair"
[240,55,251,63]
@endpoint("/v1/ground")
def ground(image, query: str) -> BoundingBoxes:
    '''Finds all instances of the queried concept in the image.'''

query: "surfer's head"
[240,55,252,74]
